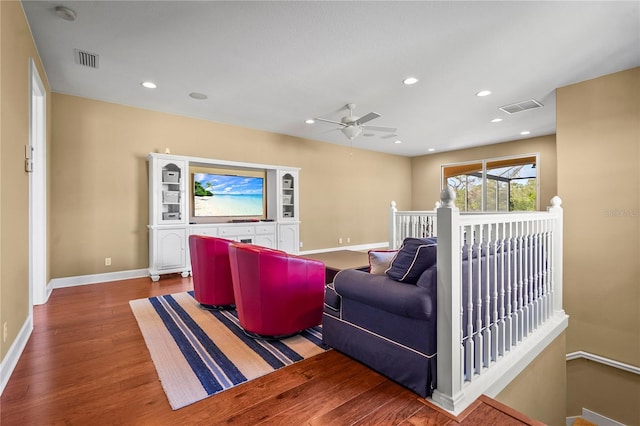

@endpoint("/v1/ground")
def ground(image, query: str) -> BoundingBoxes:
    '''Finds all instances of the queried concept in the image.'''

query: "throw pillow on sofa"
[368,250,398,275]
[386,237,437,284]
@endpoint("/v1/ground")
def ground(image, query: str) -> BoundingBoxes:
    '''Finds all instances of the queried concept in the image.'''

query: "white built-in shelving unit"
[148,153,300,281]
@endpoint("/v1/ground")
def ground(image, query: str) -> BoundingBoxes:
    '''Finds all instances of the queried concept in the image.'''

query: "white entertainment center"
[147,153,300,281]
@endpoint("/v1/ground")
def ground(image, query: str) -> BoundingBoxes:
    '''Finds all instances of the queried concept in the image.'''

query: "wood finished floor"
[1,275,543,425]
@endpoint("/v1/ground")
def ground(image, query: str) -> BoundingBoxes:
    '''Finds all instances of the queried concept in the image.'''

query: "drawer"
[189,227,218,237]
[255,224,275,235]
[219,226,255,237]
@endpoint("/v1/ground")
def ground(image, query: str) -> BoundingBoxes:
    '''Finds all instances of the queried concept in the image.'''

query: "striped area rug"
[129,291,329,410]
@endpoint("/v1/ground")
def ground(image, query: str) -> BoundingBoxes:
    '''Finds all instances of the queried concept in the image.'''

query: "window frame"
[440,153,540,212]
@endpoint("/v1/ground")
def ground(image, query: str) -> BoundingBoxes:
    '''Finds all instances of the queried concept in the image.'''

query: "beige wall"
[50,94,412,278]
[496,333,567,426]
[410,135,557,210]
[567,359,640,426]
[0,1,51,361]
[557,68,639,423]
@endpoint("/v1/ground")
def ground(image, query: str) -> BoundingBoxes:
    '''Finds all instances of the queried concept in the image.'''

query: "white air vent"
[74,49,99,69]
[499,99,543,114]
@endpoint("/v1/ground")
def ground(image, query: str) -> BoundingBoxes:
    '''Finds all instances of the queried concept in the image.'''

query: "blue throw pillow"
[386,237,437,284]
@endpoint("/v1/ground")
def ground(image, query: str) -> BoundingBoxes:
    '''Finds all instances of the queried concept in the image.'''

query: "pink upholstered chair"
[188,235,236,309]
[228,243,326,339]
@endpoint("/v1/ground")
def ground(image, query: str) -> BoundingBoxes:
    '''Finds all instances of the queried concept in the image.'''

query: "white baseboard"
[49,268,150,289]
[566,408,626,426]
[299,242,388,255]
[0,314,33,395]
[566,351,640,375]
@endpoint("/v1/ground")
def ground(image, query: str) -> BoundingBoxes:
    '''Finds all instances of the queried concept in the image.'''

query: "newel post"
[389,201,398,250]
[432,187,465,410]
[547,196,564,314]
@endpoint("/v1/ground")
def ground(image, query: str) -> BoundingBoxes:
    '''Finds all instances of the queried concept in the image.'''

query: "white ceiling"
[22,1,640,157]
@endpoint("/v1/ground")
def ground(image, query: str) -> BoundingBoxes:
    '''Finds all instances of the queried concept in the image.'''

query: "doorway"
[29,58,47,306]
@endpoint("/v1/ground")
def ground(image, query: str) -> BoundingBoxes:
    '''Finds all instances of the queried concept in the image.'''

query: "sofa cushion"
[334,269,434,320]
[386,237,437,284]
[368,250,398,275]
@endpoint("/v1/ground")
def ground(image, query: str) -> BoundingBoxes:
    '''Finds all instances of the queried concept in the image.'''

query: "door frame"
[29,58,48,306]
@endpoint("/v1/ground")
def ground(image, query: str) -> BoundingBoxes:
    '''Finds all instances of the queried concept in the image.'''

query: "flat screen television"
[193,173,265,218]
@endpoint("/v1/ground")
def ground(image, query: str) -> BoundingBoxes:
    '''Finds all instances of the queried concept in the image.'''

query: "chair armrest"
[334,269,434,320]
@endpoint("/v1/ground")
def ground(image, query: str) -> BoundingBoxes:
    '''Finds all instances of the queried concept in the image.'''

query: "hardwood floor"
[1,275,543,425]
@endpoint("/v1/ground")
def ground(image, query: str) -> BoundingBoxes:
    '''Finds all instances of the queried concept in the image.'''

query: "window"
[442,155,538,212]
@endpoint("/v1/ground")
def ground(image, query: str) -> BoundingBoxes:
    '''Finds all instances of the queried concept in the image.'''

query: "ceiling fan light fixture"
[341,125,362,140]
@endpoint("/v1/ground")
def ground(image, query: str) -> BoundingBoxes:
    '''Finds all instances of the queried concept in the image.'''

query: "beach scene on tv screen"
[194,173,264,217]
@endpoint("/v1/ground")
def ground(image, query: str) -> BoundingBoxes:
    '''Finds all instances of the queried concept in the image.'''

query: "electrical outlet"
[3,322,7,343]
[105,257,112,266]
[299,241,303,248]
[347,237,351,243]
[338,238,343,244]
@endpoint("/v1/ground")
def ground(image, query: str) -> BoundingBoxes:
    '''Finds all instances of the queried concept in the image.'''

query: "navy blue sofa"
[322,238,438,397]
[322,235,540,397]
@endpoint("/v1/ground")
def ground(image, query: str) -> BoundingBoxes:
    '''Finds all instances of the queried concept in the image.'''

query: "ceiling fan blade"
[318,127,341,135]
[355,112,381,125]
[380,133,398,139]
[315,117,345,126]
[364,125,397,133]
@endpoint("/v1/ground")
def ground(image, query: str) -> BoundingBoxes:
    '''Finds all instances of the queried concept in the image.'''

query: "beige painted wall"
[0,1,51,361]
[557,68,639,423]
[410,135,557,211]
[50,94,412,278]
[567,359,639,426]
[496,333,567,426]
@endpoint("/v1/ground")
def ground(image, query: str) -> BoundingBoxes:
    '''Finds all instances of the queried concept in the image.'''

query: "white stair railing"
[390,190,567,414]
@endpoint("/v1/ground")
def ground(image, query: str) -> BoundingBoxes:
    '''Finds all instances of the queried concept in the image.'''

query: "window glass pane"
[445,162,483,212]
[486,162,537,211]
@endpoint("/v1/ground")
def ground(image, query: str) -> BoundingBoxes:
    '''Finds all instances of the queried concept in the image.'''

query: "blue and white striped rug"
[129,291,328,410]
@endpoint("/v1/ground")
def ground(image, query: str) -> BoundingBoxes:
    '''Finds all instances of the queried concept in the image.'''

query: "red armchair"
[228,243,325,339]
[188,235,236,309]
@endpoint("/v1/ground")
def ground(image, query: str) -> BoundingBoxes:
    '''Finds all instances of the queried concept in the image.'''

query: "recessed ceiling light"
[189,92,208,100]
[141,81,157,89]
[476,90,492,97]
[427,148,435,152]
[55,6,76,21]
[394,140,402,144]
[403,77,419,85]
[521,131,531,135]
[491,118,503,123]
[305,119,315,124]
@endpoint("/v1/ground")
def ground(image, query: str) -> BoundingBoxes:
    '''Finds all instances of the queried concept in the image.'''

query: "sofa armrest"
[333,269,434,321]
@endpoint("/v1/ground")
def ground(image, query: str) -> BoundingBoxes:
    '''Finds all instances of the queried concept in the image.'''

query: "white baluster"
[498,221,506,358]
[505,222,514,351]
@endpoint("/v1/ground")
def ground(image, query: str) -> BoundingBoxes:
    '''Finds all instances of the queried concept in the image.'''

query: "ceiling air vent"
[74,49,99,69]
[499,99,543,114]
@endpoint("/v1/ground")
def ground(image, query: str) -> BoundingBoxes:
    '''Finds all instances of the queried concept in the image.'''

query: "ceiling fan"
[314,103,397,140]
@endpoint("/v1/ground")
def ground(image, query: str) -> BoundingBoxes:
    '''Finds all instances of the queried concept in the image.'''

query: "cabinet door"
[278,223,299,254]
[255,234,276,249]
[156,228,186,270]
